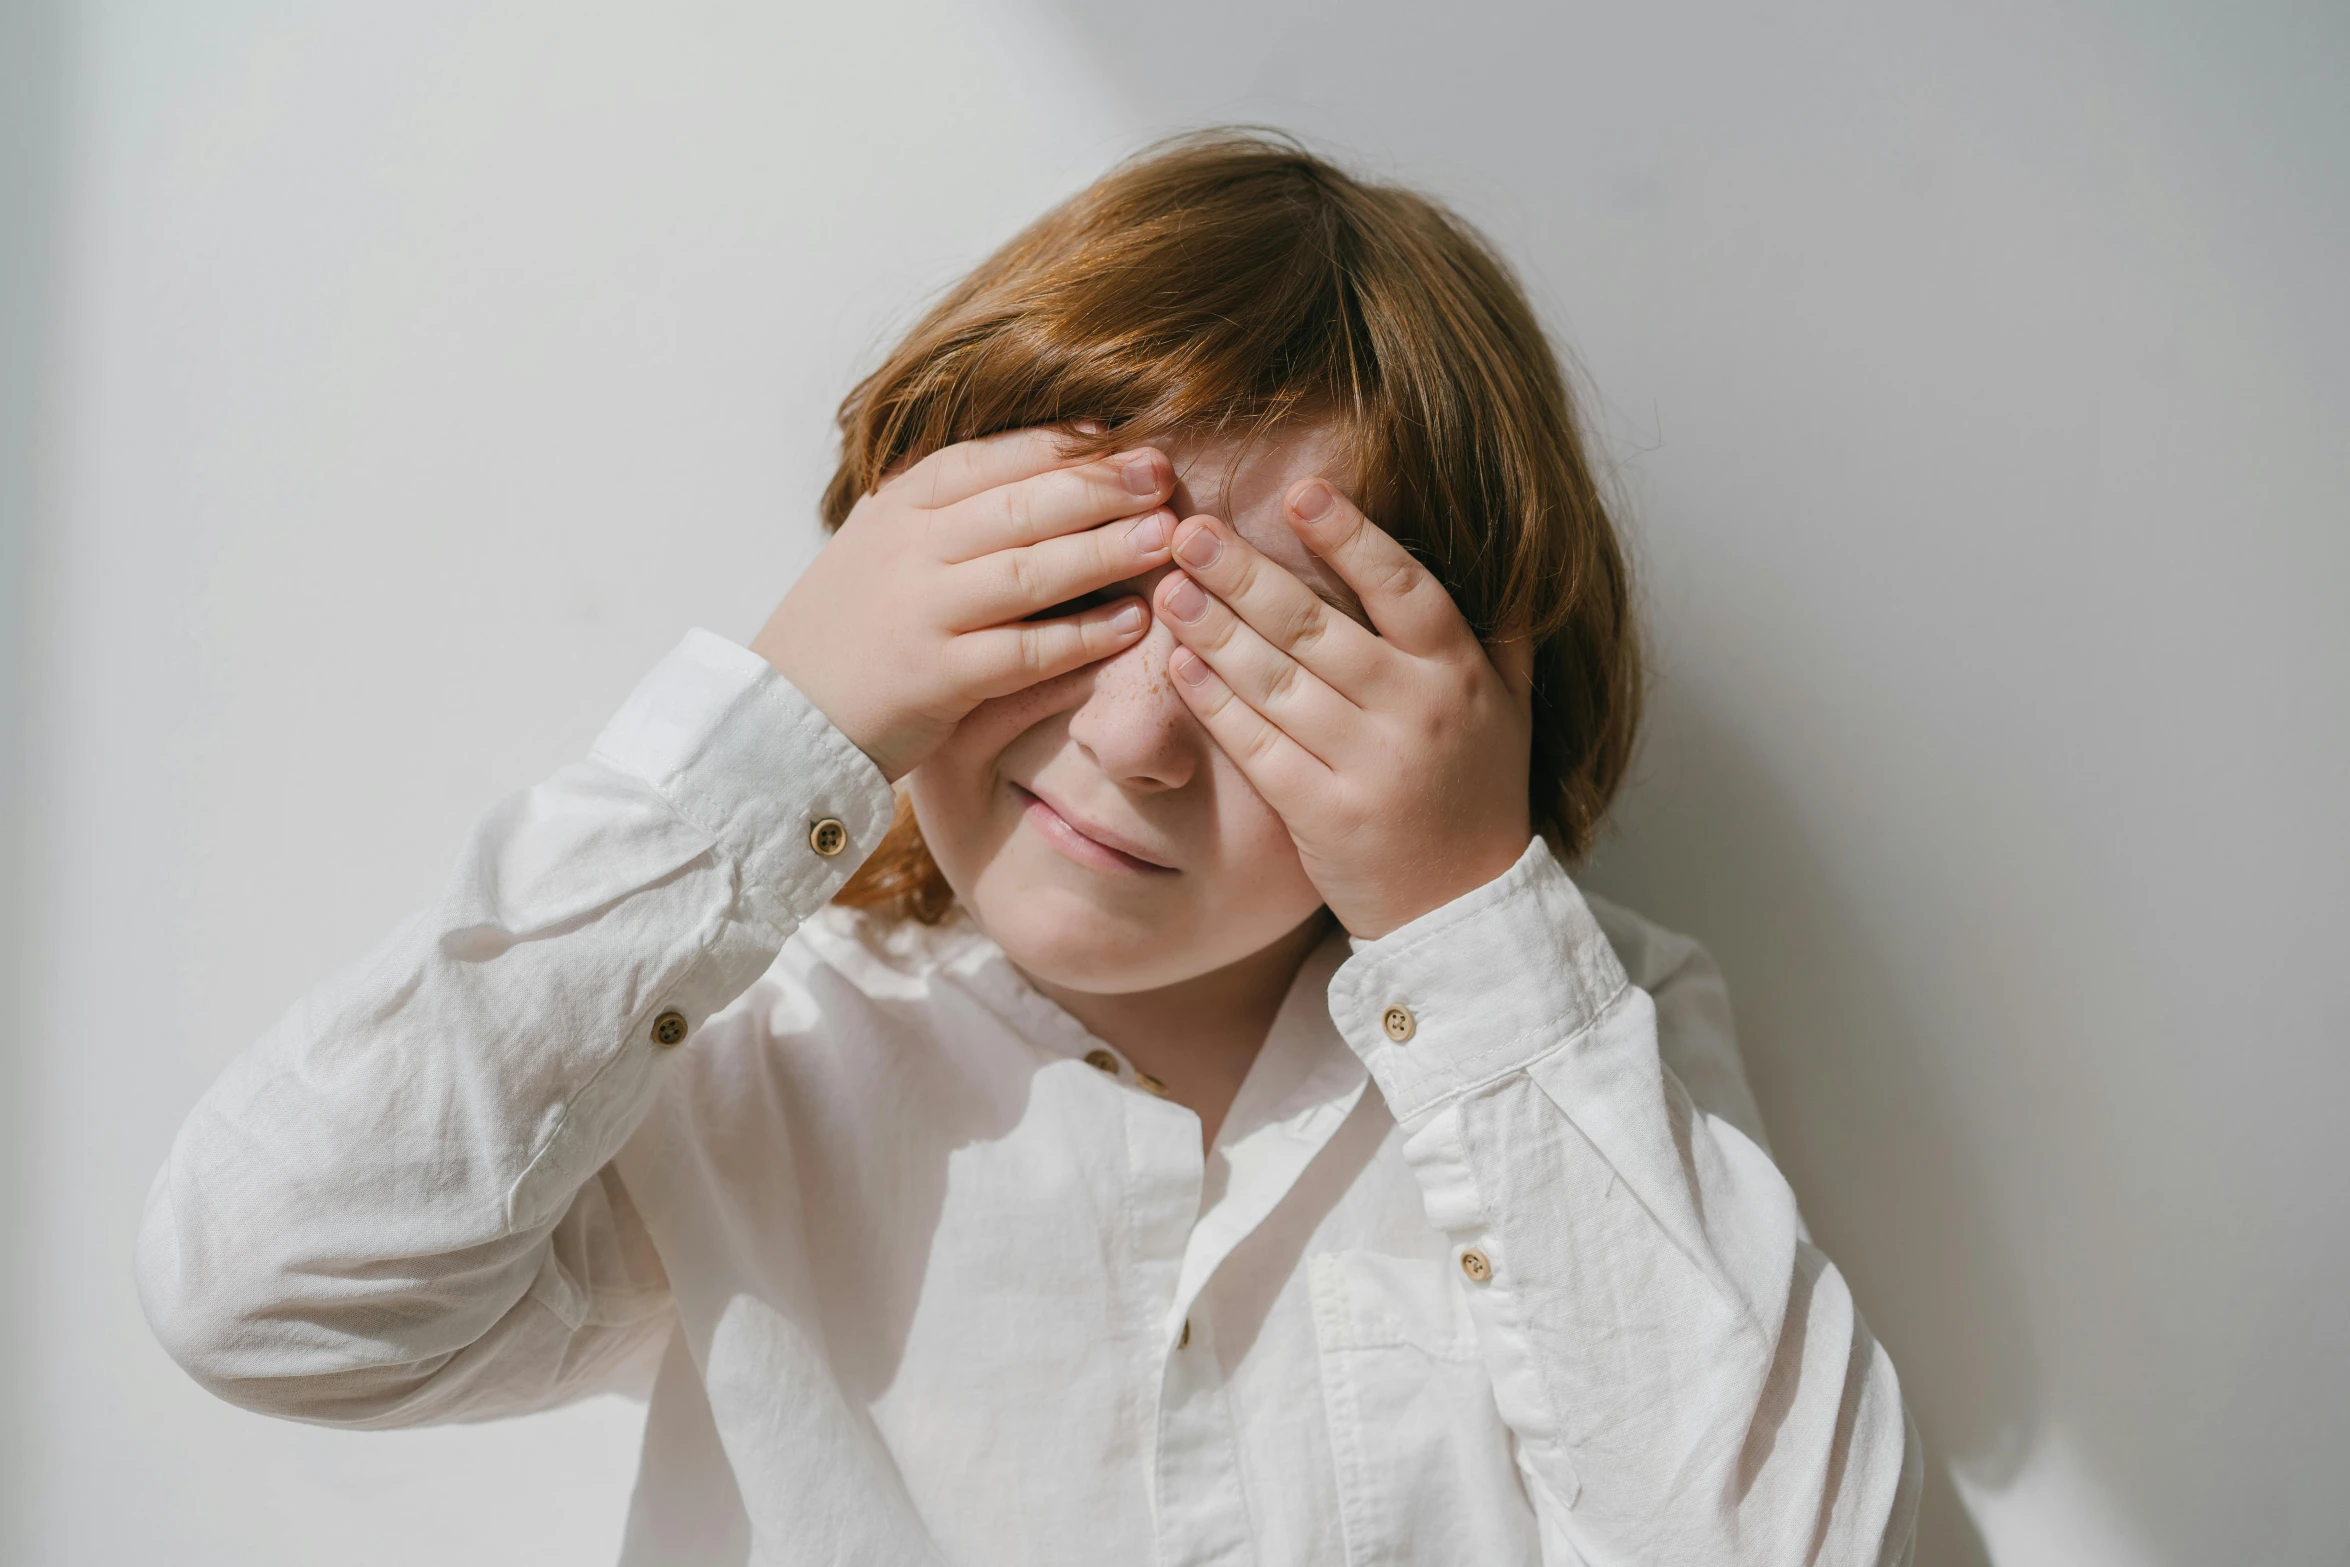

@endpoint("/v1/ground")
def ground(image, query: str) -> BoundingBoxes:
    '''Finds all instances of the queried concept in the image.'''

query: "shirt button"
[1136,1071,1169,1098]
[808,817,849,857]
[1381,1004,1417,1043]
[1460,1248,1493,1283]
[650,1010,689,1048]
[1083,1049,1120,1075]
[1178,1318,1192,1349]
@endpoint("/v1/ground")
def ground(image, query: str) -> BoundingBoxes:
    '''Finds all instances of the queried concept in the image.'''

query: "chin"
[914,788,1326,996]
[966,874,1205,995]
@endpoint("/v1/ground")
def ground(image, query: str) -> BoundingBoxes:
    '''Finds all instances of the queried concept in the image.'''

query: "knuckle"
[1018,628,1060,680]
[1086,529,1119,578]
[1004,550,1043,605]
[1372,551,1416,596]
[895,452,941,500]
[1003,485,1040,540]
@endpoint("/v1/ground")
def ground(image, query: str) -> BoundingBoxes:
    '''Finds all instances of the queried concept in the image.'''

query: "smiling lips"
[1011,784,1176,876]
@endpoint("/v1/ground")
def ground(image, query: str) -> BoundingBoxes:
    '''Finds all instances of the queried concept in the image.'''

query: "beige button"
[1178,1318,1192,1349]
[1083,1049,1120,1075]
[650,1010,689,1048]
[1459,1248,1492,1283]
[808,817,849,857]
[1381,1004,1417,1043]
[1136,1071,1169,1098]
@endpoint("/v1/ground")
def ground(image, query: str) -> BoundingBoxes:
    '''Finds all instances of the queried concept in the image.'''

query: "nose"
[1064,610,1202,791]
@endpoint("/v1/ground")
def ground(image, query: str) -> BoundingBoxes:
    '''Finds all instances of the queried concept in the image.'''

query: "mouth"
[1009,783,1177,876]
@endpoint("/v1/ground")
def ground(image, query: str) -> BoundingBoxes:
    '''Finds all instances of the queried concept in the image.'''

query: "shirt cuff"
[1326,837,1631,1125]
[588,629,894,929]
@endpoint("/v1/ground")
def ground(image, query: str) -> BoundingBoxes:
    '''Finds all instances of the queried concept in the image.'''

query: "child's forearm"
[134,631,892,1425]
[1328,840,1921,1566]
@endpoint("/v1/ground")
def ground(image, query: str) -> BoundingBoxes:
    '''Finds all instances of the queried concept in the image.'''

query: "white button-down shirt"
[137,631,1918,1565]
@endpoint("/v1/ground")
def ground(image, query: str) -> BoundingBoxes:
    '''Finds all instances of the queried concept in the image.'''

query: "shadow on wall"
[1002,1,2033,1552]
[1582,686,2035,1567]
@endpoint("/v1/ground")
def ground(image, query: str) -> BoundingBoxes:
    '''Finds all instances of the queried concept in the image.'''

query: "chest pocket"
[1309,1250,1542,1565]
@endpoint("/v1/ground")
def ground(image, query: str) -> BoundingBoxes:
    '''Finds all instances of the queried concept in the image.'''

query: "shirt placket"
[1151,1297,1257,1567]
[1143,938,1371,1566]
[1104,1069,1247,1567]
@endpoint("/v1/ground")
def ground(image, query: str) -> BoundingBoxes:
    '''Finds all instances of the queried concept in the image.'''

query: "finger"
[893,428,1074,511]
[1283,479,1465,655]
[1166,645,1333,812]
[948,508,1177,626]
[939,448,1174,559]
[1164,513,1386,699]
[949,594,1150,699]
[1155,569,1357,761]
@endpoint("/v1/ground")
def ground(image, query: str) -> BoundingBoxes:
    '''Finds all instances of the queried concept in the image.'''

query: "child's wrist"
[1325,823,1536,941]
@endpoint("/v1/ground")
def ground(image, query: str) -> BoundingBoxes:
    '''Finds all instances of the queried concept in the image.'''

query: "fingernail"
[1120,450,1167,496]
[1162,574,1208,622]
[1175,524,1222,570]
[1171,647,1211,686]
[1073,417,1107,435]
[1290,480,1333,521]
[1110,601,1145,634]
[1126,509,1171,552]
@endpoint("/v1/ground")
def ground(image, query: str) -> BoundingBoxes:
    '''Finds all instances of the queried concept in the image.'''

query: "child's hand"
[1153,481,1534,940]
[753,430,1177,782]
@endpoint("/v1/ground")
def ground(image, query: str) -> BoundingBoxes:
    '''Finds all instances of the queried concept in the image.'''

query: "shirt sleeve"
[1326,838,1922,1566]
[134,630,894,1427]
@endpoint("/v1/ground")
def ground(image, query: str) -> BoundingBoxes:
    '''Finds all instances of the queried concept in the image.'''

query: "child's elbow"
[134,1176,443,1428]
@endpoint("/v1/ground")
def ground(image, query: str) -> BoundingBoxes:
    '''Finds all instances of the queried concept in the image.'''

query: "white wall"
[7,2,2344,1564]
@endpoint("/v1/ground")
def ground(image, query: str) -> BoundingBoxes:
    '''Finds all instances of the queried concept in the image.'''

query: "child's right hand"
[751,429,1177,782]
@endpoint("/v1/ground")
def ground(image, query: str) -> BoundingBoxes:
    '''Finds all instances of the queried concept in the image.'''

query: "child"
[138,132,1919,1564]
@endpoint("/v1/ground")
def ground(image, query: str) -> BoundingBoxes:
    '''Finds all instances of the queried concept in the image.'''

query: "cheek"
[904,670,1093,892]
[903,717,1015,888]
[903,758,994,904]
[1199,753,1321,909]
[907,667,1326,991]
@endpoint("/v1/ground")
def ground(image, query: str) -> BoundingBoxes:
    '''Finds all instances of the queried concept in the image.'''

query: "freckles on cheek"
[977,667,1094,735]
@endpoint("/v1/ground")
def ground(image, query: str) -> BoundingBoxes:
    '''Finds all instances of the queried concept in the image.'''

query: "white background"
[3,2,2344,1563]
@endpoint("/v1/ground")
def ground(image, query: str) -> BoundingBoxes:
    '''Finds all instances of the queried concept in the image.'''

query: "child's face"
[907,424,1364,995]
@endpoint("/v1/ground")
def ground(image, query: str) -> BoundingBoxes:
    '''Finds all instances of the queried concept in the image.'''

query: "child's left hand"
[1153,479,1535,941]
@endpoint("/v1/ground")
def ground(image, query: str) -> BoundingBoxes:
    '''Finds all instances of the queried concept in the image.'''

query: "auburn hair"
[832,130,1640,923]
